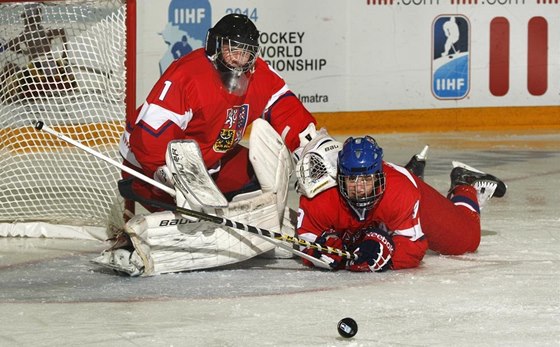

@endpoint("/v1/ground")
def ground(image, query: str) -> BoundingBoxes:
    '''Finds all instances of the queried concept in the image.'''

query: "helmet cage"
[338,172,386,210]
[337,136,385,212]
[206,35,259,94]
[205,14,259,60]
[205,14,259,94]
[212,36,259,74]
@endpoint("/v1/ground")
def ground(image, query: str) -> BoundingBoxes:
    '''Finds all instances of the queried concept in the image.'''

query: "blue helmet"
[337,136,386,218]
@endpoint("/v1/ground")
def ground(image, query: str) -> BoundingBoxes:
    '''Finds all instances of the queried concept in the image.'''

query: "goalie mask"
[338,136,386,219]
[205,14,260,95]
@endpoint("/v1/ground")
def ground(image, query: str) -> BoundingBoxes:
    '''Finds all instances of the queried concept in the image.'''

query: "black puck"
[337,317,358,338]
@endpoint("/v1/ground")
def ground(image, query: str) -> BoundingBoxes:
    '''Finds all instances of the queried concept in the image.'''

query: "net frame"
[0,0,136,239]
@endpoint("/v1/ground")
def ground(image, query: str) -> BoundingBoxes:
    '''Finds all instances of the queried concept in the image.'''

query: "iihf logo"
[158,0,212,74]
[431,15,470,100]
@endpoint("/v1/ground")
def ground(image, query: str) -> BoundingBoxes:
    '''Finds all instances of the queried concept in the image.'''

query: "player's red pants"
[415,177,481,255]
[122,145,255,212]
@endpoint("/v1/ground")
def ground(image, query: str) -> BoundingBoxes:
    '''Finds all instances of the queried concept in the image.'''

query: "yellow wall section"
[1,121,124,153]
[315,106,560,134]
[2,106,558,153]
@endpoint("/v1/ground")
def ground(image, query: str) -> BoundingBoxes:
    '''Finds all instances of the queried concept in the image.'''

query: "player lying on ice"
[92,14,428,276]
[296,135,507,272]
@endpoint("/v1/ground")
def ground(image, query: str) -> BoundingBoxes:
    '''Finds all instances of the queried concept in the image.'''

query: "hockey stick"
[118,178,358,266]
[33,120,176,197]
[33,120,353,267]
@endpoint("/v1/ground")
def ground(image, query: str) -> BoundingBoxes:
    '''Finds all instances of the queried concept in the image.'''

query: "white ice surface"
[0,131,559,347]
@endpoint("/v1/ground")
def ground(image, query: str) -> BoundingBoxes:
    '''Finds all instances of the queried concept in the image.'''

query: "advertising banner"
[137,0,559,114]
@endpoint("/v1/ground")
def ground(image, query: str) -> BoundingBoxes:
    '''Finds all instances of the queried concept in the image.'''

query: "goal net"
[0,0,135,240]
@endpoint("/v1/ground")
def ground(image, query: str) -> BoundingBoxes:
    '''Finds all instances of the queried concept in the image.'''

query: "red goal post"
[0,0,136,239]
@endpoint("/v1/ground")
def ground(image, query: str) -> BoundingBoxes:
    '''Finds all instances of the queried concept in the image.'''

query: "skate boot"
[404,145,429,180]
[449,161,507,208]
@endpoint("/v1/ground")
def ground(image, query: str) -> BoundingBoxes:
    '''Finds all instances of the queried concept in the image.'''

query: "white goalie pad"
[295,129,342,198]
[92,190,284,276]
[249,118,292,217]
[249,119,294,258]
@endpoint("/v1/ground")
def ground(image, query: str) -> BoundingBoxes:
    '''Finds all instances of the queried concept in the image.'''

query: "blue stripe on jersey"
[451,194,480,214]
[137,120,175,138]
[263,91,296,122]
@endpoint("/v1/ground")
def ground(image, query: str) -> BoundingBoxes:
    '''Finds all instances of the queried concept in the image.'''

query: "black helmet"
[205,14,260,95]
[205,14,259,57]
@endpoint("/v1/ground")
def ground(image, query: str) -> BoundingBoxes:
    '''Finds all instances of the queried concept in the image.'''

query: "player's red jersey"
[298,160,484,269]
[297,162,429,270]
[119,48,315,177]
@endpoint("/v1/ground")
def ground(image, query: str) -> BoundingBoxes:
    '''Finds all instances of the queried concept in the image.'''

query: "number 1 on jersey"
[159,80,172,101]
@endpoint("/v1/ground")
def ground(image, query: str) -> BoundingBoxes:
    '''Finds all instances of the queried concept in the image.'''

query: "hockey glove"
[347,229,395,272]
[303,230,345,270]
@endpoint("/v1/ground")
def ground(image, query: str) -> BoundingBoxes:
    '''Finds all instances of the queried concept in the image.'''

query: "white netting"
[0,0,130,235]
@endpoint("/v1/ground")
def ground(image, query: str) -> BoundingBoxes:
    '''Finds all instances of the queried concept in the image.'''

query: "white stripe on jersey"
[118,132,141,168]
[385,162,418,188]
[454,201,478,213]
[298,232,319,250]
[390,218,425,241]
[383,163,424,241]
[264,84,290,111]
[136,102,193,131]
[119,102,193,169]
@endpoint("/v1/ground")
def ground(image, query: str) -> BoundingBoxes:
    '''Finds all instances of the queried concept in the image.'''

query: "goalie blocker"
[93,119,297,276]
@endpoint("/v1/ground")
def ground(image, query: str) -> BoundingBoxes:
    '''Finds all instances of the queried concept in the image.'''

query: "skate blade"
[417,145,429,160]
[451,161,486,174]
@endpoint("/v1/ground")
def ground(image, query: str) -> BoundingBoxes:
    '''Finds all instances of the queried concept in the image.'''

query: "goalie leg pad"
[259,206,297,259]
[249,118,292,222]
[92,192,284,276]
[249,119,295,258]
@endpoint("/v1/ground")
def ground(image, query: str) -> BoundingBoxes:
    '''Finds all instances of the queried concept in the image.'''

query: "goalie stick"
[34,120,176,197]
[118,178,358,267]
[34,120,355,268]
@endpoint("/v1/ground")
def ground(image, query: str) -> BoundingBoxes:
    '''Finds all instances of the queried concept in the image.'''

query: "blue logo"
[432,15,470,99]
[159,0,212,74]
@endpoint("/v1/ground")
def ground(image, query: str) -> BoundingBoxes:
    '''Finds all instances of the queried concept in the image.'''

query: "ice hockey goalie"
[92,119,296,276]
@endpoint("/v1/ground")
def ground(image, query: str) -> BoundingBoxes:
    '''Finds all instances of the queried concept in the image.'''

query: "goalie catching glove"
[347,228,395,272]
[303,230,345,270]
[294,124,342,198]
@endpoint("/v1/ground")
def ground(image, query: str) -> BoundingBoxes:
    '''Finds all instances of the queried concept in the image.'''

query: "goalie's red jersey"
[120,48,315,177]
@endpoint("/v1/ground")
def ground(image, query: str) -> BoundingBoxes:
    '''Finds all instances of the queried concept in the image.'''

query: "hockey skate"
[449,161,507,208]
[404,145,429,180]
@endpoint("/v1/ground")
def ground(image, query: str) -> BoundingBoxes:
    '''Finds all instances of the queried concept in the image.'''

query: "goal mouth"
[0,0,136,239]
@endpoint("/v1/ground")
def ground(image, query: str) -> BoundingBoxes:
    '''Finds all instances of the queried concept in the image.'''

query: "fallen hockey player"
[296,136,507,272]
